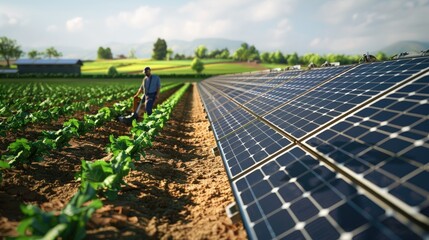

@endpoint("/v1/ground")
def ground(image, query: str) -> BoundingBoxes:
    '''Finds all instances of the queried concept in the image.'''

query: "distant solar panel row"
[198,56,429,239]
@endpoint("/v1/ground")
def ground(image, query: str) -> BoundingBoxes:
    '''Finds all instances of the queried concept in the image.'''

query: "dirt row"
[0,83,246,239]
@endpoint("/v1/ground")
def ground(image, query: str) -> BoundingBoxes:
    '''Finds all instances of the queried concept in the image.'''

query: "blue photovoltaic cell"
[197,57,429,239]
[198,83,247,123]
[264,70,304,85]
[207,82,249,98]
[198,83,227,109]
[234,85,277,105]
[211,107,255,140]
[305,74,429,219]
[212,105,255,140]
[233,146,423,239]
[218,120,291,178]
[264,57,429,139]
[207,100,240,122]
[204,93,233,111]
[244,66,351,115]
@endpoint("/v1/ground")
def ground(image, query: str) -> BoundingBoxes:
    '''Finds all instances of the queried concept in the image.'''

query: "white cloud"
[66,17,84,32]
[0,12,20,27]
[246,0,295,22]
[315,0,429,53]
[170,0,297,43]
[106,6,161,28]
[2,0,428,56]
[272,18,292,39]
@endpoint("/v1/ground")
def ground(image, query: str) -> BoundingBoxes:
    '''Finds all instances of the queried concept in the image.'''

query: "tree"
[207,48,230,59]
[173,53,186,60]
[301,53,325,65]
[97,46,113,59]
[44,47,62,59]
[191,57,204,74]
[28,50,42,59]
[260,52,271,63]
[0,36,23,68]
[247,45,260,61]
[128,49,136,59]
[105,48,113,59]
[152,38,167,60]
[107,66,118,75]
[271,51,286,64]
[376,51,388,61]
[287,52,299,65]
[166,48,173,61]
[195,45,208,59]
[233,43,248,61]
[219,48,230,59]
[233,43,259,62]
[97,47,106,59]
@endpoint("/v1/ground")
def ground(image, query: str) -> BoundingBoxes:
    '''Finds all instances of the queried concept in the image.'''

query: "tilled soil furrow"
[86,83,246,239]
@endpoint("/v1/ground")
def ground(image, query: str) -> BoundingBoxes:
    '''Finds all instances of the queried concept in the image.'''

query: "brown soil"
[0,84,246,239]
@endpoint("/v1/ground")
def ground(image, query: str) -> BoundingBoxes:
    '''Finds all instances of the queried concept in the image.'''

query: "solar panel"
[263,58,429,139]
[198,83,240,120]
[198,56,429,239]
[232,146,426,239]
[305,73,429,222]
[218,120,291,178]
[245,66,352,115]
[211,107,256,140]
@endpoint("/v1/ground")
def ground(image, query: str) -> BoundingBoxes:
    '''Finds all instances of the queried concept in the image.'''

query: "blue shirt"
[141,75,161,94]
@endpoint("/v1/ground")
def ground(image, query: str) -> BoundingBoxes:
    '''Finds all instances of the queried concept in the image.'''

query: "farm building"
[15,59,83,75]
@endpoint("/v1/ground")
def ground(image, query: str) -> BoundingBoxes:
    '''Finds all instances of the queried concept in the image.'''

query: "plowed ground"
[0,83,246,239]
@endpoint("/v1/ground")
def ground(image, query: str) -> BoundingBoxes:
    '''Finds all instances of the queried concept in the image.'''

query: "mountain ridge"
[379,40,429,56]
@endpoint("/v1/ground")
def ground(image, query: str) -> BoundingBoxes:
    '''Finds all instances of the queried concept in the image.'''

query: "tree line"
[1,35,391,69]
[0,36,63,67]
[150,39,390,65]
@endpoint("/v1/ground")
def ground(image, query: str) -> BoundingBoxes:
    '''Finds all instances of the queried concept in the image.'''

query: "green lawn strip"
[81,59,234,74]
[154,62,264,75]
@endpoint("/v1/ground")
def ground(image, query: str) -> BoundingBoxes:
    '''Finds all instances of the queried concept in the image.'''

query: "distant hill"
[379,41,429,56]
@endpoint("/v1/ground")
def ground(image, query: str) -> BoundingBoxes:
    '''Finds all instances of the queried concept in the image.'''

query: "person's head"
[143,66,151,76]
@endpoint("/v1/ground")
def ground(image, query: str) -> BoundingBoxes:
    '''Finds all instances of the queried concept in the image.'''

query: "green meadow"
[81,58,281,75]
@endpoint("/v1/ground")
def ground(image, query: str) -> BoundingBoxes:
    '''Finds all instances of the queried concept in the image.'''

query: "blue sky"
[1,0,428,56]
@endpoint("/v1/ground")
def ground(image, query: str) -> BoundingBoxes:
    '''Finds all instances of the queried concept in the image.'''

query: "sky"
[1,0,429,57]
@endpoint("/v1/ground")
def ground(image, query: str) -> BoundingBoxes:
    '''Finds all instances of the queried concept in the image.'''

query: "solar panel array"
[198,56,429,240]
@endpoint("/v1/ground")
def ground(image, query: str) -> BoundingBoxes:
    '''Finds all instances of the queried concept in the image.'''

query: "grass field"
[81,58,269,75]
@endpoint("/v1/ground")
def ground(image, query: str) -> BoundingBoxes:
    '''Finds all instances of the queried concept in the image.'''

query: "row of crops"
[0,78,190,238]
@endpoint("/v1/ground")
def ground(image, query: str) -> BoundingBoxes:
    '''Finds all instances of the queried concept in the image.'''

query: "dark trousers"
[145,93,157,115]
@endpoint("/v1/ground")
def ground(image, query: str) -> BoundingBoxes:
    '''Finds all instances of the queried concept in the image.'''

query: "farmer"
[133,66,161,117]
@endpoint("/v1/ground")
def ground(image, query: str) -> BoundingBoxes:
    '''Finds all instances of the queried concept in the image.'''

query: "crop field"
[81,59,261,75]
[0,78,246,239]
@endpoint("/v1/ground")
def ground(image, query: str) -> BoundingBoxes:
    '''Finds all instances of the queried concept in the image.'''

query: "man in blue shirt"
[133,66,161,117]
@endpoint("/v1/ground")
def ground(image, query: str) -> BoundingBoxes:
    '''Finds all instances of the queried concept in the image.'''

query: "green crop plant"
[17,184,102,240]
